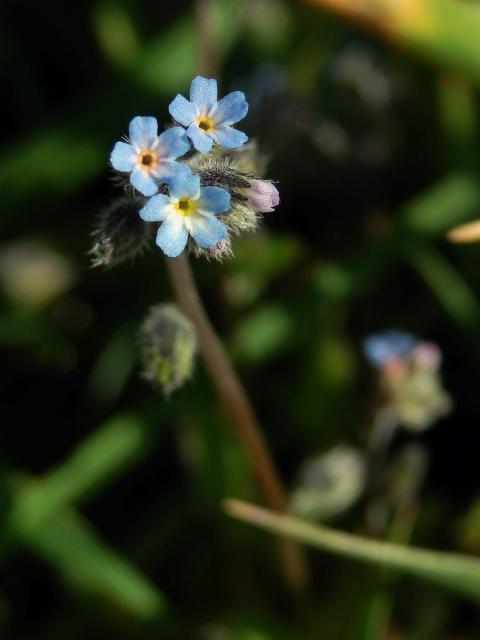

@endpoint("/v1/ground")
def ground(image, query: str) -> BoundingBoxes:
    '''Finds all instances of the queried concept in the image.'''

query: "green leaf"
[8,414,156,533]
[29,508,167,620]
[407,242,480,337]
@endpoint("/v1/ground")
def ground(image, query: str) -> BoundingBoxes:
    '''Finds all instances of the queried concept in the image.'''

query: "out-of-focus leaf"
[87,324,136,407]
[230,304,293,364]
[29,508,166,621]
[137,0,243,94]
[0,310,76,370]
[458,496,480,554]
[0,129,103,209]
[226,235,301,307]
[407,243,480,337]
[92,2,140,69]
[8,413,156,533]
[402,172,480,235]
[313,172,480,301]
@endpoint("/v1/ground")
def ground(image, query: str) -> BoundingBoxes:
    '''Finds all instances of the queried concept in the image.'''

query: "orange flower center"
[197,115,214,132]
[140,152,155,167]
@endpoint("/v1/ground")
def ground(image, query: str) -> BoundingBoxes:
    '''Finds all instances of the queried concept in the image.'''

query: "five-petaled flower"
[110,116,191,197]
[139,170,230,257]
[169,76,248,153]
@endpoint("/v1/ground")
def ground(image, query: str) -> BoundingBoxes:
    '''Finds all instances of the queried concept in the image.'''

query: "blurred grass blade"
[9,414,156,533]
[401,172,480,236]
[225,499,480,603]
[29,508,167,621]
[313,171,480,301]
[0,129,104,209]
[92,2,140,69]
[407,243,480,336]
[87,326,136,407]
[302,0,480,85]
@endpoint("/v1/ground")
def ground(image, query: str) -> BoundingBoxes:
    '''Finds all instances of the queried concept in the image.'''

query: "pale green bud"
[139,304,197,394]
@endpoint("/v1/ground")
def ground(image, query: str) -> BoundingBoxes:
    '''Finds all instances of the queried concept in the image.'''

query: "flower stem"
[164,252,309,606]
[194,0,218,78]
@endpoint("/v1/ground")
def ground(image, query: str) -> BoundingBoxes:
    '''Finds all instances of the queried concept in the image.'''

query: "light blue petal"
[154,160,191,184]
[168,170,200,200]
[128,116,158,147]
[130,168,158,196]
[110,141,136,172]
[211,126,248,149]
[161,161,194,187]
[198,186,231,214]
[156,218,189,257]
[363,331,416,367]
[190,76,217,113]
[168,95,197,126]
[139,194,171,222]
[212,91,248,124]
[158,126,191,159]
[189,214,227,248]
[187,124,213,152]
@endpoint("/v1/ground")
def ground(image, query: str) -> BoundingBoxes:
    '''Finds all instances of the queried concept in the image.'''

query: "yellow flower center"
[175,198,196,215]
[139,150,156,168]
[197,115,214,132]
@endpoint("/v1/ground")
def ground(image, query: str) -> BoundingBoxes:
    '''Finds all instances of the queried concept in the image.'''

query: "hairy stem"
[164,252,309,604]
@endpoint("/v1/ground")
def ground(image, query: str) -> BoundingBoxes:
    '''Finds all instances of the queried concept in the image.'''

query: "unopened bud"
[289,446,366,521]
[189,235,233,261]
[91,198,152,268]
[244,179,280,212]
[139,304,197,394]
[410,342,442,370]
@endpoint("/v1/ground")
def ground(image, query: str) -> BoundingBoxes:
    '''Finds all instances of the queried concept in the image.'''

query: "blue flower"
[168,76,248,153]
[139,170,230,257]
[110,116,191,196]
[363,331,416,367]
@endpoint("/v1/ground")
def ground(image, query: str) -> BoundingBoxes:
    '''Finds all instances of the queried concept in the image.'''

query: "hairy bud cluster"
[139,304,197,395]
[91,198,153,268]
[186,147,277,261]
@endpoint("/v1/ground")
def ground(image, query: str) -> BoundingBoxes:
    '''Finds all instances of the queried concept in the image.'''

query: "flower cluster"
[101,76,280,262]
[363,331,452,432]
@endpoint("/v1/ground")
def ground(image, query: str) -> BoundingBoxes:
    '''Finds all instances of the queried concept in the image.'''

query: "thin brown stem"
[165,252,309,605]
[194,0,218,78]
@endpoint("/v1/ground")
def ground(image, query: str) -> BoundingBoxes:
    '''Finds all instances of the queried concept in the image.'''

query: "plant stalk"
[164,252,309,604]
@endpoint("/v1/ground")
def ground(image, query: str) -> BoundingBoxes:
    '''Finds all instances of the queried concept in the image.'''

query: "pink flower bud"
[410,342,442,369]
[207,239,231,259]
[245,179,280,212]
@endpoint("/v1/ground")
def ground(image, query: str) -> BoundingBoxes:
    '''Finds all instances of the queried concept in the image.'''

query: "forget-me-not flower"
[139,170,230,257]
[168,76,248,153]
[110,116,190,197]
[363,331,416,368]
